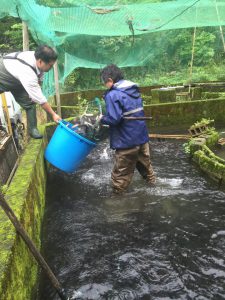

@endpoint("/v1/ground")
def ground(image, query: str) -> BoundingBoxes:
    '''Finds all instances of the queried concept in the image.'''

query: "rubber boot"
[26,105,43,139]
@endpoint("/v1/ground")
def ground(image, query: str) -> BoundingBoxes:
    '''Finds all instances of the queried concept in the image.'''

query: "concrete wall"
[48,85,167,106]
[144,98,225,131]
[50,97,225,133]
[48,84,225,107]
[0,136,48,300]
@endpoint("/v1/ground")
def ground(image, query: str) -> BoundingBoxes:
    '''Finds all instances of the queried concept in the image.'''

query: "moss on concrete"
[49,90,104,106]
[49,87,162,107]
[151,88,176,103]
[49,97,225,132]
[144,98,225,130]
[188,130,219,154]
[0,134,48,299]
[184,123,225,184]
[190,87,202,100]
[142,95,152,105]
[193,146,225,183]
[202,92,220,99]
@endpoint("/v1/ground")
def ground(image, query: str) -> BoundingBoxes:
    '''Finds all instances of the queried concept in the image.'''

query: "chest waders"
[0,53,43,139]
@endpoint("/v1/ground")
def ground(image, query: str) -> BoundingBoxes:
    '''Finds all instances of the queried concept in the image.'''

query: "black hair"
[34,45,58,63]
[101,64,124,84]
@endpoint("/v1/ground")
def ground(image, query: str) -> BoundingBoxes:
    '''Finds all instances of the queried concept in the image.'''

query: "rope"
[154,0,201,31]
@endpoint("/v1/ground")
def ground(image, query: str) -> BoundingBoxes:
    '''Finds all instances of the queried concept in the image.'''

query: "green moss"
[190,87,202,100]
[51,90,104,106]
[142,95,152,105]
[202,92,220,99]
[0,131,49,299]
[151,88,176,103]
[193,149,225,182]
[183,118,225,183]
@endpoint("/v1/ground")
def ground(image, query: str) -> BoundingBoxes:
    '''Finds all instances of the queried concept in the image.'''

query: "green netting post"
[53,60,61,117]
[22,21,29,51]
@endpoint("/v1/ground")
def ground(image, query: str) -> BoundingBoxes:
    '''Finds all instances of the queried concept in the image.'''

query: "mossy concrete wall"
[48,84,225,107]
[0,136,48,299]
[151,88,176,103]
[48,85,167,106]
[52,97,225,131]
[144,98,225,130]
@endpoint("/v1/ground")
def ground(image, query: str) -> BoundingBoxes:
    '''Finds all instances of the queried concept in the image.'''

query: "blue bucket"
[45,120,96,173]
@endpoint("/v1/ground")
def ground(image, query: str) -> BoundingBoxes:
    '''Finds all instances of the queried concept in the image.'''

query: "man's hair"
[101,64,124,84]
[34,45,58,63]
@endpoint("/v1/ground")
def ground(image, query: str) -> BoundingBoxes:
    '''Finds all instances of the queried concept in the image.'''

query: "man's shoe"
[29,128,43,139]
[26,105,43,139]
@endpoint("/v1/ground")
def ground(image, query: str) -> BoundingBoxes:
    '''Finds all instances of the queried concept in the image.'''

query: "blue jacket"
[101,80,149,149]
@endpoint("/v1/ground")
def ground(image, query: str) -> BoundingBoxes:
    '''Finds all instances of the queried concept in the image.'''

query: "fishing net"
[0,0,225,93]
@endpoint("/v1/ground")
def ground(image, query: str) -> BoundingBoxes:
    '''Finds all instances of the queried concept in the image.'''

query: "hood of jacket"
[113,80,140,99]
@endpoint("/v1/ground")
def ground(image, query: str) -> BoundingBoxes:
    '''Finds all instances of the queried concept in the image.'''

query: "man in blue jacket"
[100,64,156,194]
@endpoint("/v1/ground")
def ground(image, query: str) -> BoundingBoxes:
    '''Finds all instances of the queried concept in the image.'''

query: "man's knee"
[12,90,34,110]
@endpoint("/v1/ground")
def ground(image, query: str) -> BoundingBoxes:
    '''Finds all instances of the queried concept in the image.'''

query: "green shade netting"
[0,0,225,93]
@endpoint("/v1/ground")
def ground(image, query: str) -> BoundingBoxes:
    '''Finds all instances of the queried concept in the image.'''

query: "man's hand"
[41,102,62,123]
[52,112,61,123]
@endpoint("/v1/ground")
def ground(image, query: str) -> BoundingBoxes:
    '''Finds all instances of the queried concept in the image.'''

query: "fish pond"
[38,140,225,300]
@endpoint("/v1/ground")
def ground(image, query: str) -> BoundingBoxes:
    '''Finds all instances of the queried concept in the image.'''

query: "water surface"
[38,140,225,300]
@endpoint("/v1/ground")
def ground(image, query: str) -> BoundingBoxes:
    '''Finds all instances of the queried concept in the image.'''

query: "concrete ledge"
[0,135,48,299]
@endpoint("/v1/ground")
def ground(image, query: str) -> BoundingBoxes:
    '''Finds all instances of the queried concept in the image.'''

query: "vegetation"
[0,13,225,91]
[63,26,225,91]
[0,17,36,53]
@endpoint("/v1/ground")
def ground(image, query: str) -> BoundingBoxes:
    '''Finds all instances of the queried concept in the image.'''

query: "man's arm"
[41,102,61,123]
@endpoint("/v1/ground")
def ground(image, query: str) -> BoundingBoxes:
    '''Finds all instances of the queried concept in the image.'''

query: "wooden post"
[189,5,198,94]
[22,21,29,51]
[53,61,61,117]
[189,26,197,91]
[1,93,13,136]
[214,0,225,52]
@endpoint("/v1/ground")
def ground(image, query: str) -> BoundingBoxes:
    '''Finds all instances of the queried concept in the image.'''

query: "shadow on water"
[38,140,225,300]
